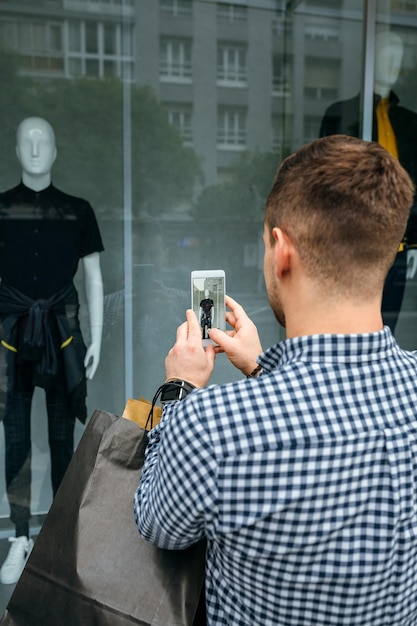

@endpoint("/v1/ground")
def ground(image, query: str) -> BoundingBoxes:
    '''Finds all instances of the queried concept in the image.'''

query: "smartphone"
[191,270,226,346]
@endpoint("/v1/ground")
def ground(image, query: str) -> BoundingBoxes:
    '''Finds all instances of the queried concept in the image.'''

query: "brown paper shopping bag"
[122,396,162,428]
[0,399,206,626]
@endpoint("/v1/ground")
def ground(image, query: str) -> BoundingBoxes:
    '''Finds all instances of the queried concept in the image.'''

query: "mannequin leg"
[45,386,75,497]
[0,386,34,585]
[3,388,33,536]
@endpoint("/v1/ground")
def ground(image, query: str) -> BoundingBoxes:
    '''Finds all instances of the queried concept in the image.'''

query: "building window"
[160,37,192,82]
[217,107,246,150]
[104,23,117,55]
[304,57,340,101]
[86,21,99,54]
[4,20,63,54]
[160,0,192,18]
[67,20,132,79]
[304,18,340,42]
[64,0,134,10]
[272,17,285,38]
[217,43,246,86]
[305,0,343,6]
[166,104,193,144]
[272,115,284,154]
[272,54,290,96]
[68,21,82,52]
[0,19,17,50]
[304,115,322,143]
[0,18,64,74]
[217,3,247,23]
[390,0,417,10]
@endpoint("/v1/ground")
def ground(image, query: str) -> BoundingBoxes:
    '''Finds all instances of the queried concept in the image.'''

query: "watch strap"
[160,379,196,403]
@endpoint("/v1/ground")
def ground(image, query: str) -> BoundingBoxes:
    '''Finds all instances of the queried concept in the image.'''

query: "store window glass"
[371,0,417,347]
[0,0,416,587]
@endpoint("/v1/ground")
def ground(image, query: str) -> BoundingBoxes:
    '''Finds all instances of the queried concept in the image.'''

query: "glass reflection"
[0,0,415,563]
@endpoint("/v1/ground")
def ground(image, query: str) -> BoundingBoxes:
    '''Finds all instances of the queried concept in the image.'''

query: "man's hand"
[209,295,263,376]
[165,309,216,388]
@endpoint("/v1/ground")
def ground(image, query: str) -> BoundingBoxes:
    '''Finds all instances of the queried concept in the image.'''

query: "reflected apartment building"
[1,0,416,188]
[0,0,287,189]
[1,0,417,567]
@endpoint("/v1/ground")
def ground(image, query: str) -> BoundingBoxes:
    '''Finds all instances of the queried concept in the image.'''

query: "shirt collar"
[258,326,398,372]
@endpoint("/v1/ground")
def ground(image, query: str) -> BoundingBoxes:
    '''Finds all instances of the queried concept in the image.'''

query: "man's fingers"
[209,328,234,352]
[185,308,202,340]
[204,344,217,367]
[175,320,189,342]
[225,310,237,328]
[225,295,250,327]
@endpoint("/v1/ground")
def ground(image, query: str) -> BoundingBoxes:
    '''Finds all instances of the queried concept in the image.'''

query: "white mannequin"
[15,117,103,379]
[374,33,417,280]
[374,31,404,99]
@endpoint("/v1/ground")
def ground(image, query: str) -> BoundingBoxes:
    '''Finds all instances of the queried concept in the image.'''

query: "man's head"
[16,117,57,184]
[264,135,414,325]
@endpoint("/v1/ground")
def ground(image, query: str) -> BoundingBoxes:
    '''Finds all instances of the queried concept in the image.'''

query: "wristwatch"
[246,364,263,378]
[160,379,196,403]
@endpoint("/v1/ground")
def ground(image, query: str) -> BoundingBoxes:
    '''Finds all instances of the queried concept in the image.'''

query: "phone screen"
[191,271,225,343]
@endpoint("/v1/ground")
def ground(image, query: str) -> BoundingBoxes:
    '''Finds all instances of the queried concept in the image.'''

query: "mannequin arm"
[82,252,104,380]
[406,249,417,280]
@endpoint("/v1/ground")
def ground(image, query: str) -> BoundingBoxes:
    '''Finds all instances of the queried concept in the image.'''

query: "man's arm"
[135,298,262,549]
[82,251,103,380]
[135,309,217,548]
[134,395,217,549]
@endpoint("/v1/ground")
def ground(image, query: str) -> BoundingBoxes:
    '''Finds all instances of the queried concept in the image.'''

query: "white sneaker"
[0,536,34,585]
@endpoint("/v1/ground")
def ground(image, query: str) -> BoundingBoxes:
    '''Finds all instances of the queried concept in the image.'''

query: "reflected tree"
[194,150,283,221]
[0,51,201,217]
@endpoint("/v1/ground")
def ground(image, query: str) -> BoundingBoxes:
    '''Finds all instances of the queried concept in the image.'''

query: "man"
[0,117,104,584]
[134,135,417,625]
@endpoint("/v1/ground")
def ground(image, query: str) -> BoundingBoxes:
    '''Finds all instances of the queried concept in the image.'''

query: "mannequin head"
[16,117,57,191]
[374,31,404,98]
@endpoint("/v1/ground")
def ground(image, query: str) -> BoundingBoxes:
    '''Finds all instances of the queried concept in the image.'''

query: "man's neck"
[282,282,384,338]
[22,172,51,192]
[287,313,383,339]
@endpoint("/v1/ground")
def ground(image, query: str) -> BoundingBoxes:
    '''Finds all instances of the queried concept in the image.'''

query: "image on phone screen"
[191,270,225,345]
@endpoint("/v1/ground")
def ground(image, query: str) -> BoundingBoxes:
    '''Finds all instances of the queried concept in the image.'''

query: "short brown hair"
[265,135,414,297]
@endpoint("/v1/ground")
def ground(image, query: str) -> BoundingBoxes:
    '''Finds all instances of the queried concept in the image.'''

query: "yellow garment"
[376,97,399,159]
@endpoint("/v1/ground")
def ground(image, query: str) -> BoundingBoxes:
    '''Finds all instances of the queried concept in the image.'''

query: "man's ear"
[273,227,294,279]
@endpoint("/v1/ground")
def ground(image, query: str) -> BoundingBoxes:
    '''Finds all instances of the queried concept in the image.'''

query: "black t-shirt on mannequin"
[0,182,104,299]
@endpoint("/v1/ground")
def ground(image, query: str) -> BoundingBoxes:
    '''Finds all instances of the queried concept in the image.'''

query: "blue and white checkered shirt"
[134,328,417,625]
